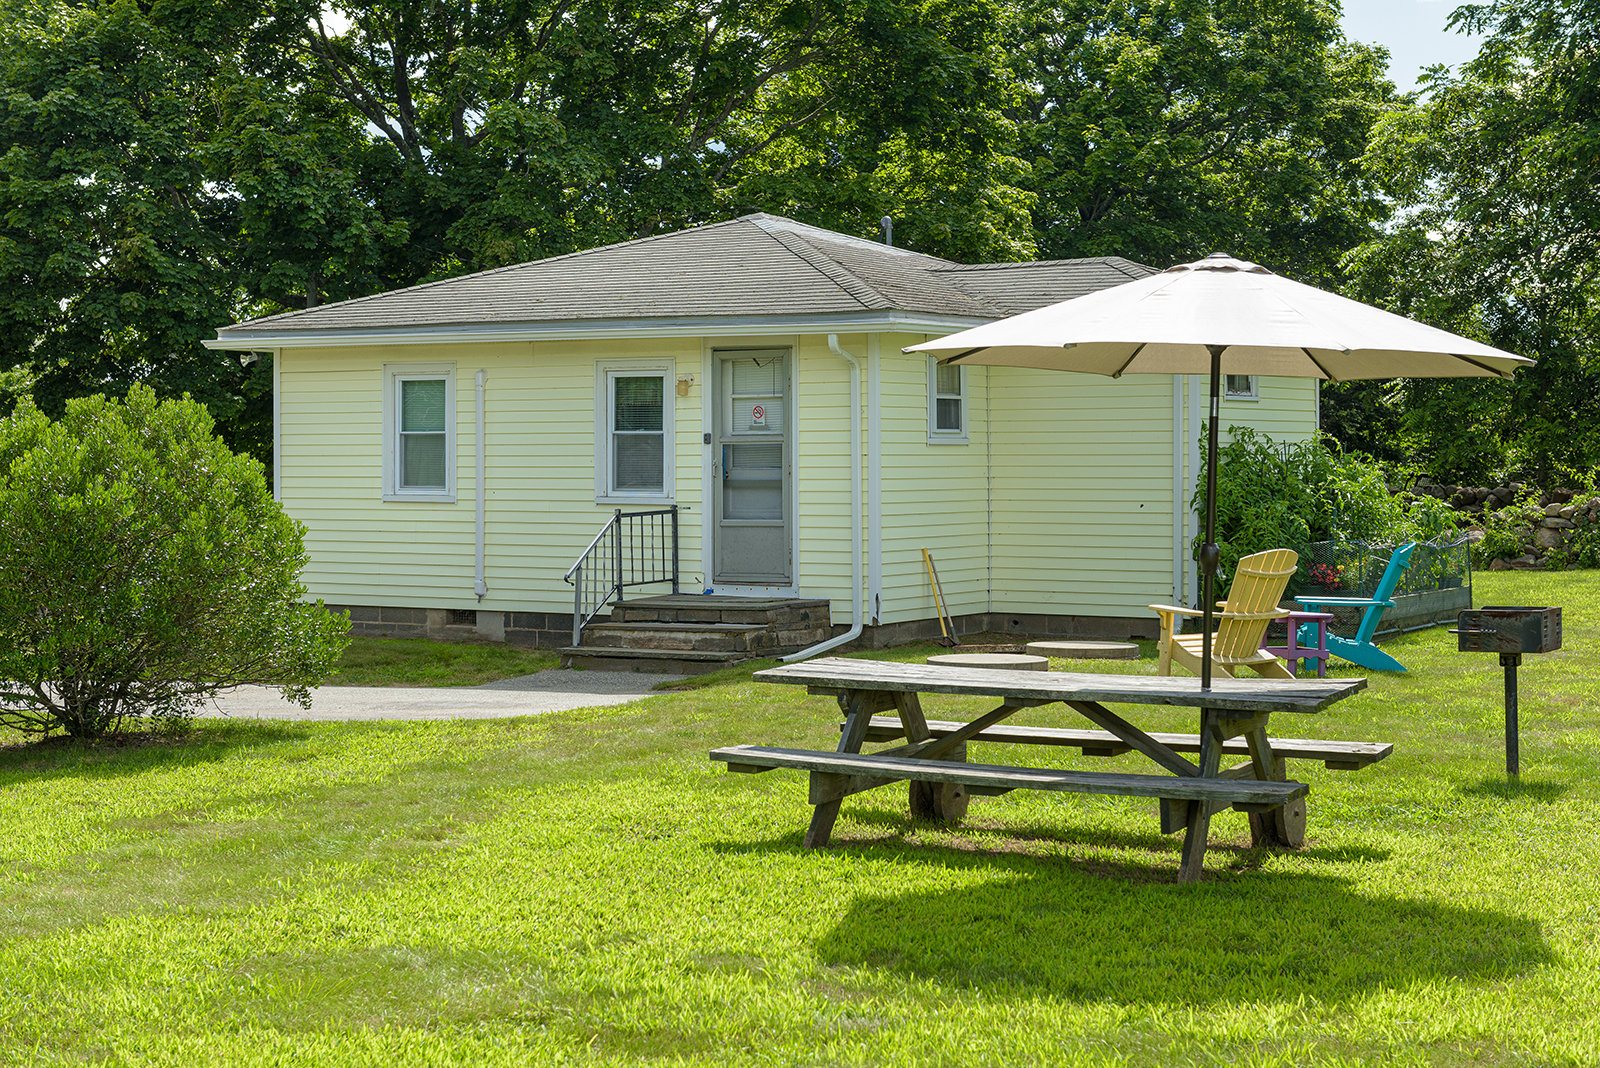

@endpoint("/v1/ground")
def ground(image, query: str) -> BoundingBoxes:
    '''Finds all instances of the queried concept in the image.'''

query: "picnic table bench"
[710,657,1378,882]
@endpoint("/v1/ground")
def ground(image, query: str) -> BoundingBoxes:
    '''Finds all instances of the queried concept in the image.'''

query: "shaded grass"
[327,637,559,687]
[1,572,1599,1065]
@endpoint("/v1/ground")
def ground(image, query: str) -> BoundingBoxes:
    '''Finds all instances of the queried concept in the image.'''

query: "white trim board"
[207,312,990,350]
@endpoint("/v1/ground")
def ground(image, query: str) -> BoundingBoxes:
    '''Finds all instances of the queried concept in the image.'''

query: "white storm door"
[713,349,791,586]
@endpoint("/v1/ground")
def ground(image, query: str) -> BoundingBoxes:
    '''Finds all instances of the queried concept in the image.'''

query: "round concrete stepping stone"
[1025,640,1140,660]
[927,653,1048,671]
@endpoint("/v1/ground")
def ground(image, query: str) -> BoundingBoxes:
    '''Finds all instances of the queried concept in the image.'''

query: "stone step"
[559,647,747,675]
[581,621,772,653]
[610,595,831,627]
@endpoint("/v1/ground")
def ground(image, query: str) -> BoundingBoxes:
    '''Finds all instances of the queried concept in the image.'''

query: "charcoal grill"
[1450,606,1562,776]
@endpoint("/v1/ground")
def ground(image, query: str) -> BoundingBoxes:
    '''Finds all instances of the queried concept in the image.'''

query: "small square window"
[383,363,456,502]
[611,375,666,493]
[399,378,448,489]
[1225,374,1258,399]
[595,361,675,502]
[928,358,968,443]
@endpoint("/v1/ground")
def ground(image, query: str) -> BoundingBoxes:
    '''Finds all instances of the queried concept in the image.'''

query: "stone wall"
[1400,479,1599,570]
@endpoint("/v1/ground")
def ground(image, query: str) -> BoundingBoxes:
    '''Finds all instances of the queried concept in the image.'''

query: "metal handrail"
[562,505,679,646]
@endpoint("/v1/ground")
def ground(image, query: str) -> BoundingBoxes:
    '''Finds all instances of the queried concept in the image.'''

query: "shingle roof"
[933,257,1157,317]
[215,213,1155,339]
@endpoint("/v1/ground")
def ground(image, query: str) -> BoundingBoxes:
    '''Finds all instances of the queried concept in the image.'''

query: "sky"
[1339,0,1488,92]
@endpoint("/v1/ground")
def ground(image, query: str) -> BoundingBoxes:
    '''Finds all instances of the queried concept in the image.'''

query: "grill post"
[1501,651,1521,777]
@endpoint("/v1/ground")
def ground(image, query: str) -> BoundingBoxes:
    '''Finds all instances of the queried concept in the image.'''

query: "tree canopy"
[0,0,1400,461]
[1336,0,1600,484]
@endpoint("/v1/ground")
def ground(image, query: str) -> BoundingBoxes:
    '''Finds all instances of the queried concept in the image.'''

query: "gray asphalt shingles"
[217,214,1157,338]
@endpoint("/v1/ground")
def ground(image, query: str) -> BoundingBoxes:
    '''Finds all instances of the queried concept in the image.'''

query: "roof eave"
[205,310,996,350]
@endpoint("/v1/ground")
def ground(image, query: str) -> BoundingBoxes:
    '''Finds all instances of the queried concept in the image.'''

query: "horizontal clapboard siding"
[279,340,705,614]
[278,331,1315,627]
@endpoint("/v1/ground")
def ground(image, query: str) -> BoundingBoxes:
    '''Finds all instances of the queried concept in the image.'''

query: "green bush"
[0,387,350,738]
[1474,493,1543,567]
[1568,510,1600,568]
[1196,426,1459,597]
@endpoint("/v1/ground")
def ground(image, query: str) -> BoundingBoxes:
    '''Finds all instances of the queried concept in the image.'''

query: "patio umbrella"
[907,253,1534,689]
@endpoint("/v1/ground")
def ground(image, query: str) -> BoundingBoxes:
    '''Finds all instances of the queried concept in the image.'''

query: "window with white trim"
[596,361,674,501]
[927,358,968,443]
[383,363,456,502]
[1225,374,1259,400]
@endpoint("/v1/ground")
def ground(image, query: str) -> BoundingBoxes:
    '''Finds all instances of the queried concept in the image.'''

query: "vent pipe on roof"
[881,216,893,247]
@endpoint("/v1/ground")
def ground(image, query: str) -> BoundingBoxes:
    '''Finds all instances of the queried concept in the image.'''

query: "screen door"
[713,349,791,585]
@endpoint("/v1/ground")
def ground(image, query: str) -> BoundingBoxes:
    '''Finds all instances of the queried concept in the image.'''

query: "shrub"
[1197,426,1462,597]
[1568,510,1600,568]
[0,387,350,738]
[1472,493,1543,568]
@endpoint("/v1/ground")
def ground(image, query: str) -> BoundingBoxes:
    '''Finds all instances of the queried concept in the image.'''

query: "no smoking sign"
[750,404,766,427]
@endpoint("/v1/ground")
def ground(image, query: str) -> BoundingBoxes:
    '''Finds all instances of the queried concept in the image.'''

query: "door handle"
[722,445,730,481]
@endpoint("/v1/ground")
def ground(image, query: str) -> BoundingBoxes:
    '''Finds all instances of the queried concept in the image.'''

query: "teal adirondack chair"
[1293,542,1419,672]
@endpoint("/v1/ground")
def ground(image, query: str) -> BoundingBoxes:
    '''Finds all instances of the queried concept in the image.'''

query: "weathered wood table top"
[718,657,1377,883]
[752,657,1367,713]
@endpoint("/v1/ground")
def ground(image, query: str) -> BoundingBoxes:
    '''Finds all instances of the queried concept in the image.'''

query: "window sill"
[926,434,970,446]
[595,494,676,506]
[384,491,457,503]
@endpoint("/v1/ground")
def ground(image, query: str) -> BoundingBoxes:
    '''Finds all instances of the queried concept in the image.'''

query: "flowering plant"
[1308,562,1345,589]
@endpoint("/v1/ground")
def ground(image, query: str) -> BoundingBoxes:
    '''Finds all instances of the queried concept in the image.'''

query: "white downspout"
[867,334,882,624]
[1187,374,1203,607]
[783,334,863,661]
[271,349,282,502]
[1172,374,1183,604]
[474,369,488,600]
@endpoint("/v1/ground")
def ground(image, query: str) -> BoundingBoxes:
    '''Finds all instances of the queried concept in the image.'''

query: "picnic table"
[710,657,1381,882]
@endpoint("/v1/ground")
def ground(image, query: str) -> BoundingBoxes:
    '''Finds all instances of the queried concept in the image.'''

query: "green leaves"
[1196,426,1450,597]
[1343,0,1600,483]
[0,386,350,738]
[1008,0,1397,283]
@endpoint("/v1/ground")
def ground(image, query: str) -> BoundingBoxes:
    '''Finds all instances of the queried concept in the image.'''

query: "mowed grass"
[328,637,559,686]
[2,572,1599,1065]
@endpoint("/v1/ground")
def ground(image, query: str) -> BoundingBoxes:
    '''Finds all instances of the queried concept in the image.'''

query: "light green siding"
[280,339,704,615]
[874,335,989,628]
[278,330,1316,630]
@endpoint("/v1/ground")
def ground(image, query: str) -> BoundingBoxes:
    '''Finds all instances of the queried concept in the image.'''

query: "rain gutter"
[784,334,865,661]
[474,369,489,600]
[867,334,883,624]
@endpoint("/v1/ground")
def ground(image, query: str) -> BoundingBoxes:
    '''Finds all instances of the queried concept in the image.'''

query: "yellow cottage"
[209,214,1317,669]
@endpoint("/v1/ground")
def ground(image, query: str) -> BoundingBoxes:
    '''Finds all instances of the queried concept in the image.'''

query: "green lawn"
[3,572,1599,1065]
[328,636,559,686]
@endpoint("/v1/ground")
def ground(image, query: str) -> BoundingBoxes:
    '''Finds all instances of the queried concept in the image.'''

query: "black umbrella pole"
[1199,348,1224,691]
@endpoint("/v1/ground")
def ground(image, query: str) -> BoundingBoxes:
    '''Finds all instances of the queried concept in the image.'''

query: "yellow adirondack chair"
[1150,549,1299,680]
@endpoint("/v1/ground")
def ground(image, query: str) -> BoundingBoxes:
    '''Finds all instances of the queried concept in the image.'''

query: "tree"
[0,386,350,739]
[291,0,1035,269]
[0,0,1035,462]
[1342,0,1600,483]
[0,0,397,460]
[1006,0,1398,283]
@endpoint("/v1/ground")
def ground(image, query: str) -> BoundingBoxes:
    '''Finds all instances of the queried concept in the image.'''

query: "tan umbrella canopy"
[907,253,1535,688]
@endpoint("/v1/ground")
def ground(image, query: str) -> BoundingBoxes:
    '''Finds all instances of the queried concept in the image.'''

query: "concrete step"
[581,621,771,653]
[558,647,748,675]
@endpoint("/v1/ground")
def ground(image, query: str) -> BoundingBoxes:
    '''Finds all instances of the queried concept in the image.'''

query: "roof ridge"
[228,217,757,330]
[749,220,892,312]
[931,255,1157,273]
[742,213,960,267]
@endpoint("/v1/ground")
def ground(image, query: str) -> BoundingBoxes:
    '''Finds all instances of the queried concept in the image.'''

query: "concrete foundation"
[327,603,1159,649]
